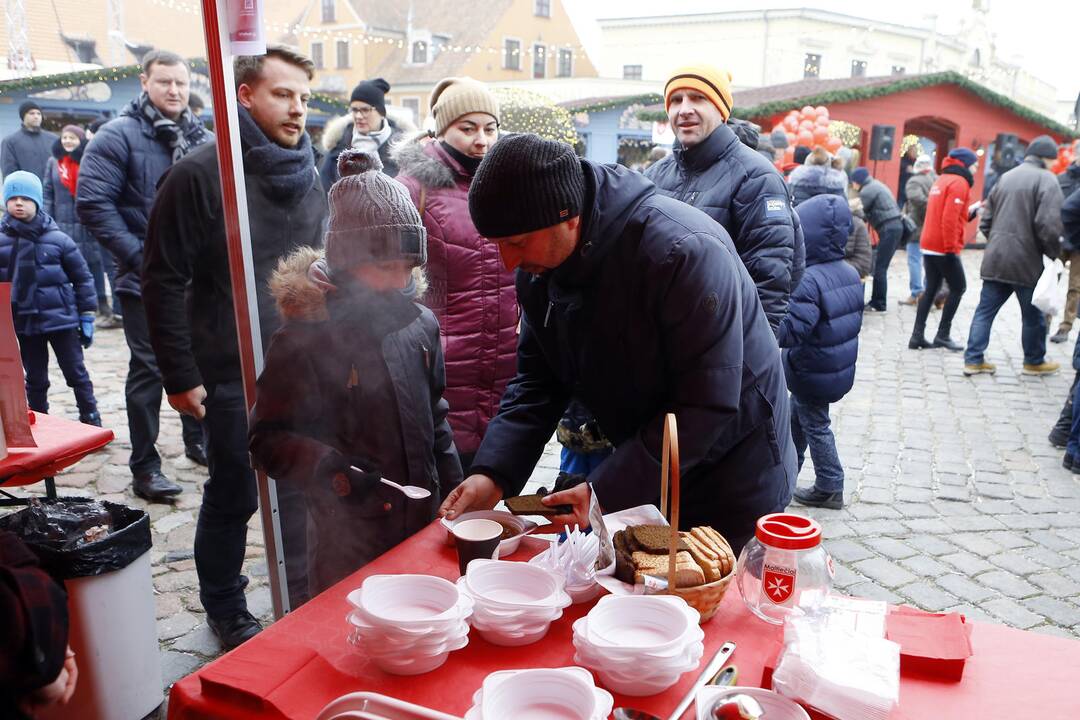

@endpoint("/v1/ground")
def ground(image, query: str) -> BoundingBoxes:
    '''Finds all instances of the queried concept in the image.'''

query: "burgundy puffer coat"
[394,139,518,454]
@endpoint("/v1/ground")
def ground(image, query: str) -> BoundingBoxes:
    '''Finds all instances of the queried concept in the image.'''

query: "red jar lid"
[755,513,822,550]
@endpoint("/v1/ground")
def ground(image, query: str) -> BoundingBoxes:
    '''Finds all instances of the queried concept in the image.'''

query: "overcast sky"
[565,0,1079,104]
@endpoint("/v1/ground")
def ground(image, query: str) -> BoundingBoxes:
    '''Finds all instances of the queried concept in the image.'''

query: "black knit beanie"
[350,78,390,117]
[469,133,585,238]
[18,101,41,121]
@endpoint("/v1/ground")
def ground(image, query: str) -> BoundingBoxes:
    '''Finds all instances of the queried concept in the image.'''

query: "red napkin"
[886,607,973,682]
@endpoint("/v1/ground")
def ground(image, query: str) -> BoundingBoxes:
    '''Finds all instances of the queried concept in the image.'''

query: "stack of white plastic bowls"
[457,559,572,646]
[345,574,473,675]
[572,595,705,696]
[464,667,614,720]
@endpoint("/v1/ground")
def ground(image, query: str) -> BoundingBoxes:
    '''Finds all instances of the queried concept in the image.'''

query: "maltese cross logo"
[763,568,795,604]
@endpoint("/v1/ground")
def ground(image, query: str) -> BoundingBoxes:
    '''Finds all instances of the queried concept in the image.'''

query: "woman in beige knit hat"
[394,77,514,474]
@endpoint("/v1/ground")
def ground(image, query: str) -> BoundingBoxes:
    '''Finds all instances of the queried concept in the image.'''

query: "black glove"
[327,454,382,505]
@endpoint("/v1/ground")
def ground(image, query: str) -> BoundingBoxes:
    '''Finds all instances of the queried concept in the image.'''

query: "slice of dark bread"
[504,493,572,517]
[613,530,636,584]
[629,524,689,554]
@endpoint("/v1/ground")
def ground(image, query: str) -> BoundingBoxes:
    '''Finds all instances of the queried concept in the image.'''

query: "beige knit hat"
[429,77,499,137]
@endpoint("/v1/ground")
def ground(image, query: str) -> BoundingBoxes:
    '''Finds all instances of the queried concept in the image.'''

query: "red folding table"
[168,521,1080,719]
[0,412,114,506]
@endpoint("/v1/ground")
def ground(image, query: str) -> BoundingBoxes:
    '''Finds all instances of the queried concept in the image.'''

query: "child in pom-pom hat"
[248,150,462,595]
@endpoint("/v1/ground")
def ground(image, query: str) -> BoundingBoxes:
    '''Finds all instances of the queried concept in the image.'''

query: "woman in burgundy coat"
[394,77,516,471]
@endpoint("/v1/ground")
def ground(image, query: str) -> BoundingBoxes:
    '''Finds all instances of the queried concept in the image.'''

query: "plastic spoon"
[350,468,432,500]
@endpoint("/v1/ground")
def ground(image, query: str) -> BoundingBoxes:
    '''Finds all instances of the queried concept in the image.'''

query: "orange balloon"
[800,105,816,119]
[786,132,797,146]
[813,126,830,144]
[815,115,830,127]
[797,129,814,147]
[784,117,799,132]
[826,136,843,153]
[799,120,814,131]
[815,105,829,118]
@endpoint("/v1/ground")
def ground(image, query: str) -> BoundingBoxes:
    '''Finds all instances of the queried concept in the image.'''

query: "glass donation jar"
[736,513,833,625]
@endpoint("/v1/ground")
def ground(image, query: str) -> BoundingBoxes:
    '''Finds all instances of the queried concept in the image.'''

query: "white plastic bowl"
[464,560,563,607]
[585,595,695,651]
[353,575,462,626]
[482,668,598,720]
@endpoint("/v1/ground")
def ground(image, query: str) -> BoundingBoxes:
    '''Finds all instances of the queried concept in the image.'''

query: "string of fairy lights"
[146,0,591,60]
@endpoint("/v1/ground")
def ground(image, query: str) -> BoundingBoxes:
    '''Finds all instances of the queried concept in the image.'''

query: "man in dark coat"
[1,102,57,180]
[1048,184,1080,449]
[852,166,905,312]
[439,134,796,553]
[644,65,803,333]
[318,78,410,190]
[76,50,211,502]
[964,135,1064,377]
[143,47,327,648]
[779,194,864,509]
[1051,151,1080,344]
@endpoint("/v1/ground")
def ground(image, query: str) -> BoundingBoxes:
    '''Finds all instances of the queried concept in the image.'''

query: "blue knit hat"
[851,166,871,185]
[3,171,43,210]
[948,147,978,167]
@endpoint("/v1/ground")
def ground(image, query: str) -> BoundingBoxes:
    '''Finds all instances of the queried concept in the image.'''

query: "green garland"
[561,93,663,115]
[635,71,1077,138]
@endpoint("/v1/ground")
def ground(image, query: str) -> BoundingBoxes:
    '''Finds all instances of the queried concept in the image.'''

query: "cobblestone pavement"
[4,249,1080,714]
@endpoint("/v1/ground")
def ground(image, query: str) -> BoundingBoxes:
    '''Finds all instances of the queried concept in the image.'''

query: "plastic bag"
[0,497,151,579]
[1033,257,1066,316]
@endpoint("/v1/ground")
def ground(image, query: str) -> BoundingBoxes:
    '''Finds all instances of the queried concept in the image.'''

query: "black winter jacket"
[645,123,804,331]
[249,249,462,592]
[142,140,327,394]
[76,100,211,298]
[472,161,796,551]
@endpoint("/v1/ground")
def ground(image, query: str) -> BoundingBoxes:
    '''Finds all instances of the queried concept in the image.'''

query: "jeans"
[18,329,97,419]
[193,380,311,616]
[1066,377,1080,461]
[906,241,924,297]
[963,280,1047,366]
[790,393,843,494]
[118,295,204,476]
[913,254,967,338]
[869,219,904,310]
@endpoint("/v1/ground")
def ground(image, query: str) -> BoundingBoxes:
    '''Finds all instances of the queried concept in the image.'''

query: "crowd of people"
[2,47,1079,715]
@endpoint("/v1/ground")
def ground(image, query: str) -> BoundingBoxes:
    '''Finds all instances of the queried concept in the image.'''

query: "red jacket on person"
[920,158,974,255]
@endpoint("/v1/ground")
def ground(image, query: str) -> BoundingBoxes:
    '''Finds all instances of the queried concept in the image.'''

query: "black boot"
[1050,374,1079,448]
[793,486,844,510]
[908,333,932,349]
[207,610,262,649]
[932,334,963,351]
[79,411,102,427]
[133,471,182,502]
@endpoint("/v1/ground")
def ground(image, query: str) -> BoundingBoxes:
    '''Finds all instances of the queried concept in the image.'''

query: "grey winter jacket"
[857,178,903,232]
[1,127,57,179]
[645,123,804,331]
[904,171,936,237]
[979,157,1064,287]
[248,249,462,593]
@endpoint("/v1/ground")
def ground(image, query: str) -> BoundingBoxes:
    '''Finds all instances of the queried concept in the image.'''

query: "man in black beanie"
[2,101,58,179]
[439,133,797,554]
[319,77,409,189]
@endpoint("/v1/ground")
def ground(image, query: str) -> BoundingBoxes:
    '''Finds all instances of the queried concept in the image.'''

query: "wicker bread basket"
[658,413,736,622]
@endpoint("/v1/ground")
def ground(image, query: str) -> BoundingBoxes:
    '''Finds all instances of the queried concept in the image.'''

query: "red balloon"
[800,105,816,119]
[813,126,830,144]
[797,129,814,147]
[826,136,843,153]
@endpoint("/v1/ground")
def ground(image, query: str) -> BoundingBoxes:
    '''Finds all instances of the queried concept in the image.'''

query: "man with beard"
[77,50,210,501]
[142,46,327,647]
[2,102,58,179]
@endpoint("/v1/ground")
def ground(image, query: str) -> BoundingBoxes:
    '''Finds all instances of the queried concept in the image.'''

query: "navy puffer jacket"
[472,161,796,550]
[77,98,211,298]
[0,211,96,335]
[645,123,804,331]
[778,194,863,404]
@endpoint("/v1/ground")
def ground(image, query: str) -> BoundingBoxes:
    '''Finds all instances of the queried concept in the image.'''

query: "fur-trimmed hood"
[320,107,417,153]
[270,246,428,323]
[392,136,459,189]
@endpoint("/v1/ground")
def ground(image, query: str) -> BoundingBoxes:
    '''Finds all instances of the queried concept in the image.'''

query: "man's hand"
[19,646,78,714]
[534,482,593,534]
[168,385,207,420]
[439,474,503,520]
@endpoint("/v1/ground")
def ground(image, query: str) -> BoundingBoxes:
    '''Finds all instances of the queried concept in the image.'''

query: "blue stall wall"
[574,104,652,165]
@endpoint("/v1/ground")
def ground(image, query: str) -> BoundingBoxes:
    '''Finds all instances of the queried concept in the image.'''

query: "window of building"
[336,40,350,69]
[311,41,324,70]
[533,44,546,79]
[401,97,420,125]
[411,40,428,64]
[534,0,551,17]
[891,65,905,76]
[557,48,573,78]
[851,59,867,77]
[803,53,821,78]
[623,64,642,81]
[503,38,521,71]
[321,0,334,23]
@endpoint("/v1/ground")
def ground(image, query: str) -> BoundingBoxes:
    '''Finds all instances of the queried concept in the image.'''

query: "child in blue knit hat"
[2,171,101,425]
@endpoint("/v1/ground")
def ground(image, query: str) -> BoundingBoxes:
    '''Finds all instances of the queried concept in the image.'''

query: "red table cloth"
[0,412,114,487]
[168,522,1080,720]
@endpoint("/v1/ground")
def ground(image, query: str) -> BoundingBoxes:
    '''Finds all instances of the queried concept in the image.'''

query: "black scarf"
[943,164,975,187]
[1,212,46,321]
[440,140,482,175]
[131,92,209,163]
[328,275,420,342]
[237,105,316,203]
[51,138,84,163]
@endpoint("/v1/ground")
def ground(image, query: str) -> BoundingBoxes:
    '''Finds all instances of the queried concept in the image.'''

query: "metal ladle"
[612,641,737,720]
